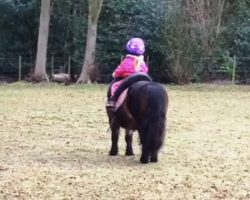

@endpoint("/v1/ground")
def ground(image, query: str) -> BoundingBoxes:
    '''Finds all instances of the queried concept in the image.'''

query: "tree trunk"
[33,0,52,82]
[77,22,98,83]
[77,0,103,83]
[216,0,225,37]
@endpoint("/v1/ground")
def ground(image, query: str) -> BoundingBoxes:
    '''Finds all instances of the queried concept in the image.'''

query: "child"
[107,38,148,108]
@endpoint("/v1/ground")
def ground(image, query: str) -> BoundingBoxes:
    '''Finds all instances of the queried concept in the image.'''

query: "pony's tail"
[139,84,167,152]
[140,117,166,149]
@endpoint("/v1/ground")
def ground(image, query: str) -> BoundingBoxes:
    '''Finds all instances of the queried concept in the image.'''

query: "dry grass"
[0,83,249,200]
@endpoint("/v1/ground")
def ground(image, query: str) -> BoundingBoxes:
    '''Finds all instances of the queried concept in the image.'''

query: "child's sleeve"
[113,57,135,78]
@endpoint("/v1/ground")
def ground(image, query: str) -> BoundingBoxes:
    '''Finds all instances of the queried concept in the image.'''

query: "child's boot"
[106,99,115,110]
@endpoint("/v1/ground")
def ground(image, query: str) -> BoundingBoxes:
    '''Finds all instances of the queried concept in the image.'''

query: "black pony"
[106,73,168,163]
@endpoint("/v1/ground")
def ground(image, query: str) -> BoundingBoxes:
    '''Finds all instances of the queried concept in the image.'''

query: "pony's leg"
[109,125,120,156]
[139,130,150,163]
[150,151,158,162]
[125,130,134,156]
[140,143,150,164]
[150,134,163,162]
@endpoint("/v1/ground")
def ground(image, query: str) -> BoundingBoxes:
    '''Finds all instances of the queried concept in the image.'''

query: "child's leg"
[107,78,119,99]
[106,80,123,108]
[111,81,122,96]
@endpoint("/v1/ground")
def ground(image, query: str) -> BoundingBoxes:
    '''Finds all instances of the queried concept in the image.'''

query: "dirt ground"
[0,83,249,200]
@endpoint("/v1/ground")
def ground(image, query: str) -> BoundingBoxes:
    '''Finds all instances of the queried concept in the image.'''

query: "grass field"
[0,83,250,200]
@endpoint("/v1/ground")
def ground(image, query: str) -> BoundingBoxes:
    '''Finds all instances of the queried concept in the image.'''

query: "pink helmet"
[126,38,145,55]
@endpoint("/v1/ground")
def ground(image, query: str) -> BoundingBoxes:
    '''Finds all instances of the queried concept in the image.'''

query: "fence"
[204,56,250,84]
[0,55,250,84]
[0,56,84,83]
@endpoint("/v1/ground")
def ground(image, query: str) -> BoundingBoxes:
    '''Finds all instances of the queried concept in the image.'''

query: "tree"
[224,0,250,82]
[77,0,103,83]
[164,0,227,83]
[0,0,39,56]
[33,0,53,81]
[184,0,226,55]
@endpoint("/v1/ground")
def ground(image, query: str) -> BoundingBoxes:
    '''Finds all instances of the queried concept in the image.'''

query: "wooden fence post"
[51,56,54,77]
[18,56,22,82]
[232,55,236,84]
[68,56,71,75]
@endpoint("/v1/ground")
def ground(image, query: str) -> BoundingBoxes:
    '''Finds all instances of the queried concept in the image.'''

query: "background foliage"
[0,0,250,83]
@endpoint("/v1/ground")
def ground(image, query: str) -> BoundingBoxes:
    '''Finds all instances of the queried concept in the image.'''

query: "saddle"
[107,73,152,111]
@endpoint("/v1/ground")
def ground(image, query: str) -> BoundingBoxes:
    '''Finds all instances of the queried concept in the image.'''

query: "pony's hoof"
[140,157,149,164]
[109,150,118,156]
[150,157,158,162]
[125,151,134,156]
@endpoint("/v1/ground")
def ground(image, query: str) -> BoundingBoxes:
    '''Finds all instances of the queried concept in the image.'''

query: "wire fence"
[0,55,250,84]
[204,56,250,84]
[0,56,84,83]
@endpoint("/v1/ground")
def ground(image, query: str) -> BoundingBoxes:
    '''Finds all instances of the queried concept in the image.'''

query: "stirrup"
[106,102,116,112]
[106,100,114,107]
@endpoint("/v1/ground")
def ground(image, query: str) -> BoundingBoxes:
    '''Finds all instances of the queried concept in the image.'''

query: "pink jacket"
[113,54,148,78]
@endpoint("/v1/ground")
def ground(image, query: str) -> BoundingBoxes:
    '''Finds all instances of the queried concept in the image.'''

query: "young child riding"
[107,38,148,108]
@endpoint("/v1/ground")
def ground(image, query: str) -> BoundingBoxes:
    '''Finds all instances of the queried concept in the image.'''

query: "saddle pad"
[115,89,128,111]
